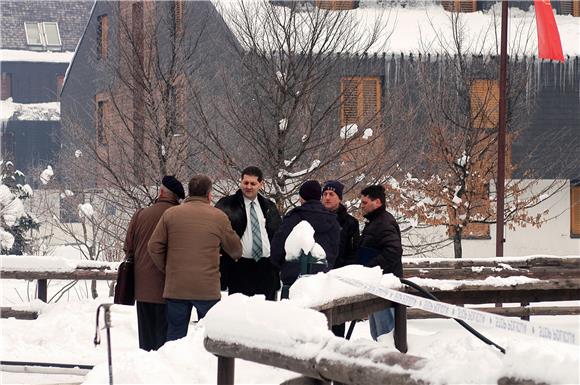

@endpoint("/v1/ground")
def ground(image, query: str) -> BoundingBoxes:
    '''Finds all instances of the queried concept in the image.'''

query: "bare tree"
[62,1,213,215]
[192,1,419,211]
[385,9,568,258]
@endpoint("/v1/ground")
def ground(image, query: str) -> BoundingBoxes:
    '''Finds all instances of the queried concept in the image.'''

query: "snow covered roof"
[0,98,60,122]
[214,1,580,56]
[0,49,74,63]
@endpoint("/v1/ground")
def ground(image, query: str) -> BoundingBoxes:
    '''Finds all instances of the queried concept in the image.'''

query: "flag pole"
[496,1,509,257]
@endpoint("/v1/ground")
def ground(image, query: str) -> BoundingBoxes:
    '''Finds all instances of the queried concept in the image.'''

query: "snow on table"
[0,255,118,272]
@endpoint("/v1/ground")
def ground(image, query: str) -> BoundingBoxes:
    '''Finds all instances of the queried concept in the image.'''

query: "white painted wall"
[403,180,580,258]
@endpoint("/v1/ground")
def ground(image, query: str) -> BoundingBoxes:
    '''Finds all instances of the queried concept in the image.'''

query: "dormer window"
[24,22,62,49]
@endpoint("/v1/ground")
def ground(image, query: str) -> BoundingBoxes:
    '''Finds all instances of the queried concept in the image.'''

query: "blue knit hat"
[322,180,344,200]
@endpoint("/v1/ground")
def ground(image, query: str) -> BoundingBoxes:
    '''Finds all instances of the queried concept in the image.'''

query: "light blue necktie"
[250,201,263,261]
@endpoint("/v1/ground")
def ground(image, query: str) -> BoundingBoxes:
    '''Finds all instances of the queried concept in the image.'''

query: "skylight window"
[24,22,62,49]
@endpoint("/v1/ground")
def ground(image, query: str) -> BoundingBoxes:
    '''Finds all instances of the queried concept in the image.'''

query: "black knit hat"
[162,175,185,199]
[322,180,344,200]
[299,180,322,201]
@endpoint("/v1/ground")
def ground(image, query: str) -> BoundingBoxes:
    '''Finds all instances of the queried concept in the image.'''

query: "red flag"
[534,0,565,62]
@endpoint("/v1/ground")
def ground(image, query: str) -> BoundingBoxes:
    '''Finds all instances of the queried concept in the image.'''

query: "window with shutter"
[571,181,580,237]
[174,1,184,35]
[315,0,358,10]
[470,79,499,129]
[560,1,580,16]
[97,15,109,60]
[441,0,477,13]
[340,76,381,130]
[1,73,11,100]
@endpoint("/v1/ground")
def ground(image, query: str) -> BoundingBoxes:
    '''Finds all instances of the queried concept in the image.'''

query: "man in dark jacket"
[321,180,360,337]
[359,184,403,341]
[215,166,282,300]
[123,175,184,351]
[322,180,360,268]
[271,180,340,296]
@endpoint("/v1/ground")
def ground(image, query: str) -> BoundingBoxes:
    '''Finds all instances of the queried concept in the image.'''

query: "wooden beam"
[0,307,38,320]
[1,270,117,280]
[403,257,580,270]
[404,267,580,280]
[204,337,425,385]
[408,306,580,319]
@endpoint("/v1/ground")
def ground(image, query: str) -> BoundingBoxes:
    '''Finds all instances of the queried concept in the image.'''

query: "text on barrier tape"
[333,275,578,346]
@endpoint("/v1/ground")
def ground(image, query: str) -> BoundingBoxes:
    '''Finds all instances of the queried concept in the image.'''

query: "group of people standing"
[123,167,402,352]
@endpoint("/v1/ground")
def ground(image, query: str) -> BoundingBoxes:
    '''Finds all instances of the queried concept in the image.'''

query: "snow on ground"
[1,263,579,384]
[1,256,579,384]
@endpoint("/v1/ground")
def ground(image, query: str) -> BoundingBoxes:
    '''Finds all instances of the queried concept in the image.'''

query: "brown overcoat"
[124,196,179,303]
[148,196,242,300]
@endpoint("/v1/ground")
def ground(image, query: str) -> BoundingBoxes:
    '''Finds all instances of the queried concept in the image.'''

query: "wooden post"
[520,302,530,321]
[394,303,407,354]
[217,355,234,385]
[37,279,47,302]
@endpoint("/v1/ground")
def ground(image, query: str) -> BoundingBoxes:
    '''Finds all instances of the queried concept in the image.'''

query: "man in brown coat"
[124,175,185,351]
[148,175,242,341]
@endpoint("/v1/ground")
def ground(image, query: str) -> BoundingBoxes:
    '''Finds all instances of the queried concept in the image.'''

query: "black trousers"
[136,301,167,351]
[228,258,279,301]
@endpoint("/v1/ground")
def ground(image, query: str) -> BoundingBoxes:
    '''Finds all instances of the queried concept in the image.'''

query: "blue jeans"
[165,298,219,342]
[369,308,395,341]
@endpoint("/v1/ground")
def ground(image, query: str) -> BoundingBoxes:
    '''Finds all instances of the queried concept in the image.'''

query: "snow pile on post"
[284,220,326,261]
[204,293,333,357]
[289,265,400,308]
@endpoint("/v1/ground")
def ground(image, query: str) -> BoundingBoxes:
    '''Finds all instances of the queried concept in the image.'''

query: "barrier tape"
[333,275,578,346]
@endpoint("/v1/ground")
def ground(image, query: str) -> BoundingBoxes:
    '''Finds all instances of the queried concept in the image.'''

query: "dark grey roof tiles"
[0,1,93,51]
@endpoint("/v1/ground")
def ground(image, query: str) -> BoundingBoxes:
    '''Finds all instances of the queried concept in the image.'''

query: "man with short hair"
[359,184,403,341]
[148,175,242,341]
[124,175,184,351]
[216,166,282,300]
[321,180,360,337]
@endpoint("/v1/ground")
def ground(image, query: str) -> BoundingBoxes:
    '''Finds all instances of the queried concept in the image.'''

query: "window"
[56,75,65,101]
[340,76,381,130]
[97,15,109,60]
[315,0,358,10]
[559,1,580,16]
[441,1,477,13]
[43,22,61,46]
[1,73,12,100]
[24,22,62,48]
[470,79,499,129]
[571,180,580,237]
[60,192,82,223]
[24,22,43,45]
[96,96,109,146]
[174,0,184,36]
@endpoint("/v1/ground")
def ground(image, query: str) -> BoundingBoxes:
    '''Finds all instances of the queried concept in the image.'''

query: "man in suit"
[215,166,282,300]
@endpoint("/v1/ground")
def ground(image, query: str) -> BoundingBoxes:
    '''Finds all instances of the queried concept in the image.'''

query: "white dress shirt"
[241,196,271,259]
